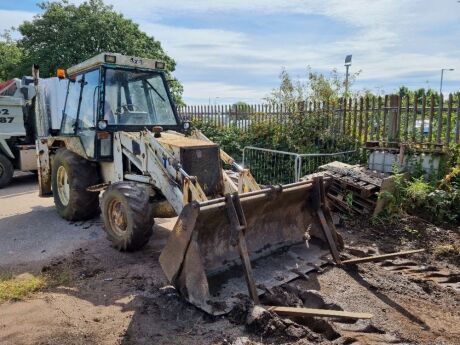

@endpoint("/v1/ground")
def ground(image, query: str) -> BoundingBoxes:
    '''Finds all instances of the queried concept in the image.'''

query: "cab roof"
[66,53,166,76]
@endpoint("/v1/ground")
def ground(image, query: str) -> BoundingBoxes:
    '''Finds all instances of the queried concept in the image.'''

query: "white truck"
[0,75,66,187]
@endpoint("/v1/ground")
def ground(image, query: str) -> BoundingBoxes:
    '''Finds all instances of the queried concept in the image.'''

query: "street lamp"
[440,68,454,96]
[344,54,352,98]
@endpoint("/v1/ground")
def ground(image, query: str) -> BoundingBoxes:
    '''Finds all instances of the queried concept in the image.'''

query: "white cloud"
[0,10,35,37]
[182,81,267,104]
[2,1,460,102]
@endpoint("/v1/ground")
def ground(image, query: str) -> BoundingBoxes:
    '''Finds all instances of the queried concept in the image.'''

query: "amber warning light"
[56,68,66,79]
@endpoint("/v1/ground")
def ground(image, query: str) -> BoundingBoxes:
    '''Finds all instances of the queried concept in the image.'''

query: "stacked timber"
[318,161,395,216]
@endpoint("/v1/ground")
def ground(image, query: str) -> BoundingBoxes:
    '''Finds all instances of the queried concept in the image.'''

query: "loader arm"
[118,130,213,215]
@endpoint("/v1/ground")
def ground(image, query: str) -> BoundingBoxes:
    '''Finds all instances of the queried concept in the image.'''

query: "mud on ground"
[0,214,459,345]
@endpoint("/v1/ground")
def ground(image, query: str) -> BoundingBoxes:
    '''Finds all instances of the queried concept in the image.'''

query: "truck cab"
[0,78,37,187]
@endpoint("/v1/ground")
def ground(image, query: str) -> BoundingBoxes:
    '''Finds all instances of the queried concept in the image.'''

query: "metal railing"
[242,146,358,185]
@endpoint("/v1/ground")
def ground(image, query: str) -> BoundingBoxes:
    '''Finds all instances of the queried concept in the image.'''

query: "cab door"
[76,69,100,158]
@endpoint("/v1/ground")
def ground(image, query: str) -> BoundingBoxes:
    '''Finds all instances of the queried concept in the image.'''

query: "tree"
[264,66,361,107]
[16,0,183,103]
[0,31,24,81]
[263,68,306,108]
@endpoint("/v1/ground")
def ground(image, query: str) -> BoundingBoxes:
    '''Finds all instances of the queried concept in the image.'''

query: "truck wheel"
[101,182,154,251]
[51,148,100,220]
[0,154,14,188]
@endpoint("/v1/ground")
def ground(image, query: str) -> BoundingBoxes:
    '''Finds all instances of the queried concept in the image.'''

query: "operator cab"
[59,53,183,160]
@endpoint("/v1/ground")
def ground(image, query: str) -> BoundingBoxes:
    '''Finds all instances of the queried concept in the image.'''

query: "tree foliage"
[264,66,361,107]
[0,31,24,81]
[6,0,184,103]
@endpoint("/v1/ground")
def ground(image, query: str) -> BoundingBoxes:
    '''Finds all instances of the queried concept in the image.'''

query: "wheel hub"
[108,199,128,235]
[56,166,70,206]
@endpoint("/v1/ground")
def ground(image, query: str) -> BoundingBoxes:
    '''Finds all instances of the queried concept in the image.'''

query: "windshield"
[103,68,177,126]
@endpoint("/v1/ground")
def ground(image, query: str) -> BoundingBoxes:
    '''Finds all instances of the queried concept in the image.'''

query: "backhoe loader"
[35,53,342,314]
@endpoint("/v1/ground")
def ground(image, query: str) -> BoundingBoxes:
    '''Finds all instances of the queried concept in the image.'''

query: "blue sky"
[1,0,459,104]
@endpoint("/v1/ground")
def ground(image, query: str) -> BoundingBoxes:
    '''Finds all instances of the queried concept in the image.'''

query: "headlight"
[183,121,191,130]
[97,120,108,130]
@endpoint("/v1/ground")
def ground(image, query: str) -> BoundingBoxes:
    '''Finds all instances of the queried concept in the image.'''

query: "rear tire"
[101,182,154,251]
[0,153,14,188]
[51,148,100,220]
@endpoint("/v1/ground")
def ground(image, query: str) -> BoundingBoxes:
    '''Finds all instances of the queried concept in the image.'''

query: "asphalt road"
[0,172,105,271]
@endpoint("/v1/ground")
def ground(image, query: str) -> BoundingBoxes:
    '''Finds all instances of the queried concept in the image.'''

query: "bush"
[193,111,357,160]
[405,177,433,207]
[384,167,460,225]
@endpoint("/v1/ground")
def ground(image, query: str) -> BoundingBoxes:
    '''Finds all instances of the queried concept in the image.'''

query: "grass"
[405,177,432,205]
[434,244,460,260]
[0,273,47,302]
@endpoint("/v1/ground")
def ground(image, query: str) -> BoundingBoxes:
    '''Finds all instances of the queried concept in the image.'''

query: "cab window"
[103,68,177,126]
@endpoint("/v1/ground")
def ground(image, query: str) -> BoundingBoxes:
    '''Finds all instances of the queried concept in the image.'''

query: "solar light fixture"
[344,54,352,66]
[344,54,352,97]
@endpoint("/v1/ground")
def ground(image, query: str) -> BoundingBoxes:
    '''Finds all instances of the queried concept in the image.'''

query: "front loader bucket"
[159,179,336,315]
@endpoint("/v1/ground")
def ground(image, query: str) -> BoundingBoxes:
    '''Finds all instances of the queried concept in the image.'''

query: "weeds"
[433,244,460,265]
[0,273,46,302]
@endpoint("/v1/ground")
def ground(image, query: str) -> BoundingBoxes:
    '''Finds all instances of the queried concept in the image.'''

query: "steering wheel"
[115,103,143,115]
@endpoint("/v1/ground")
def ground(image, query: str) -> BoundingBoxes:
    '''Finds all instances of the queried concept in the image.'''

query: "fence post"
[446,94,453,146]
[388,95,400,143]
[437,94,444,144]
[456,93,460,144]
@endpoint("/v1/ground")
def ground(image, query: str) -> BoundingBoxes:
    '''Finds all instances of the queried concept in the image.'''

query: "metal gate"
[242,146,358,185]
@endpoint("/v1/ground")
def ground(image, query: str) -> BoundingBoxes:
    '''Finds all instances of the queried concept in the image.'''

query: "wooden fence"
[178,93,460,148]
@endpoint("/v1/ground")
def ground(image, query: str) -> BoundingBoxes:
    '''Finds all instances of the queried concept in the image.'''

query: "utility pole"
[440,68,454,96]
[344,55,352,98]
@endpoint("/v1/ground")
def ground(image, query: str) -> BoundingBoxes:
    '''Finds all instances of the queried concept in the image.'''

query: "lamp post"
[344,55,352,98]
[440,68,454,96]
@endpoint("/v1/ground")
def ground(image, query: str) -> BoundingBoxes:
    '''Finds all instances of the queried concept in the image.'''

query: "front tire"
[51,148,100,220]
[101,182,154,251]
[0,153,14,188]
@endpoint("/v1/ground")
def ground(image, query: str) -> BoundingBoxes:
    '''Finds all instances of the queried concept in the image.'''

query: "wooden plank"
[266,306,373,320]
[369,97,375,140]
[446,93,452,146]
[364,97,369,143]
[342,249,425,265]
[317,209,342,264]
[436,94,443,144]
[376,96,382,141]
[348,98,353,136]
[428,94,434,144]
[383,95,388,141]
[412,94,418,142]
[420,94,426,141]
[352,98,358,140]
[404,94,410,141]
[388,95,399,142]
[456,93,460,144]
[358,97,363,143]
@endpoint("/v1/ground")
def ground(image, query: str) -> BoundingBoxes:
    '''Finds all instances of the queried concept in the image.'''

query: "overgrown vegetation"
[377,154,460,225]
[195,115,357,161]
[0,273,46,302]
